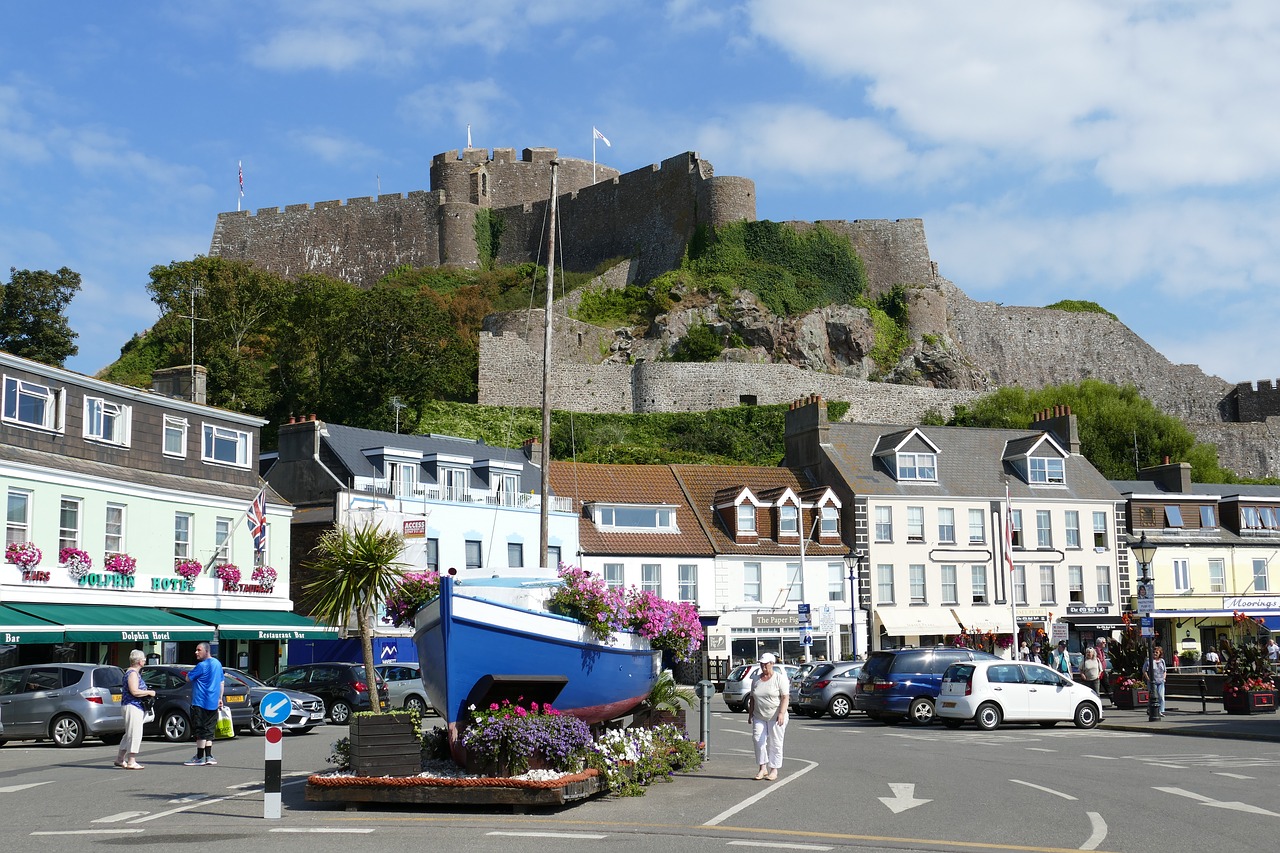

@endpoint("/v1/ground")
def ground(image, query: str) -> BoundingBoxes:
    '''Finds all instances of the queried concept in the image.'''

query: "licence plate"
[226,695,246,703]
[310,712,324,720]
[111,694,121,704]
[941,701,956,708]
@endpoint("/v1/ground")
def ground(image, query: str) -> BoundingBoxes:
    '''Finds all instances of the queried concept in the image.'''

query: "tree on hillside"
[948,380,1233,482]
[0,267,80,367]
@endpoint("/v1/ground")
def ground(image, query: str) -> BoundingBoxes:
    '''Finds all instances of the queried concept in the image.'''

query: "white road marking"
[1146,762,1187,769]
[1025,747,1057,752]
[0,781,55,793]
[93,812,149,823]
[167,794,209,804]
[704,759,819,827]
[1010,779,1077,800]
[1215,772,1254,779]
[1082,754,1119,760]
[488,831,607,839]
[1156,786,1280,817]
[270,828,377,833]
[878,782,931,814]
[31,829,145,836]
[130,788,258,823]
[1080,812,1107,851]
[728,842,833,850]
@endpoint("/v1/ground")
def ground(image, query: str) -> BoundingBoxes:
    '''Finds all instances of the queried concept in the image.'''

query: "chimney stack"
[1029,405,1080,455]
[522,437,543,467]
[1138,459,1193,493]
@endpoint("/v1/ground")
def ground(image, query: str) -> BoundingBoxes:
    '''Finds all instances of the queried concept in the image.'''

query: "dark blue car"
[855,647,999,725]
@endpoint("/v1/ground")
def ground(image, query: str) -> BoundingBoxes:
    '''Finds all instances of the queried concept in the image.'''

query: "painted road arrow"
[1156,786,1280,817]
[879,783,931,813]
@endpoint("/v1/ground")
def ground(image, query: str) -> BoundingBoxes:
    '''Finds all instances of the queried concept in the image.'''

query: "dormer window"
[1200,506,1217,528]
[779,505,798,536]
[595,504,676,532]
[1243,507,1263,529]
[820,505,838,536]
[737,503,757,534]
[1029,457,1065,485]
[1263,507,1279,529]
[897,452,937,482]
[1164,506,1184,528]
[389,461,419,497]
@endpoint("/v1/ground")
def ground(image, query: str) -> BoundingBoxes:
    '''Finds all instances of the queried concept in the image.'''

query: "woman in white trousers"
[746,653,790,781]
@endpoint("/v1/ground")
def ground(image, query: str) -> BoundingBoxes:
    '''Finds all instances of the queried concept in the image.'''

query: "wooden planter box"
[632,707,688,732]
[350,713,422,777]
[1111,686,1150,709]
[1223,690,1278,715]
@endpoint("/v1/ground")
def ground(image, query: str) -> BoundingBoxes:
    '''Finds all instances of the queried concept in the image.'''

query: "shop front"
[876,607,1016,654]
[167,608,338,679]
[1,602,214,667]
[1062,606,1127,652]
[724,613,834,667]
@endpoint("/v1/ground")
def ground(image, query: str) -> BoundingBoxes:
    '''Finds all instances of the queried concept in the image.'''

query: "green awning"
[5,603,213,642]
[0,604,65,644]
[166,608,339,641]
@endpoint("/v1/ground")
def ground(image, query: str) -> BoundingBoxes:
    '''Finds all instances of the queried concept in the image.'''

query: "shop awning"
[878,607,1015,637]
[4,603,213,642]
[0,603,65,643]
[166,608,339,641]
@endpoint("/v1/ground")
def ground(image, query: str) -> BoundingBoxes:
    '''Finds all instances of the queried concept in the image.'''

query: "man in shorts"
[184,641,225,766]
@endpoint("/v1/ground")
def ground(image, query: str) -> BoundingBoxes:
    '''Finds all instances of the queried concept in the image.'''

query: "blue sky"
[3,1,1278,384]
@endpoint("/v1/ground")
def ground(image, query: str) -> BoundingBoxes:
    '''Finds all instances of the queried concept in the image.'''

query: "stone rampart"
[783,219,935,299]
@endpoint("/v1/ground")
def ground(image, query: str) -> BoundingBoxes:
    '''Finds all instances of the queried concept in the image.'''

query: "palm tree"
[304,521,407,714]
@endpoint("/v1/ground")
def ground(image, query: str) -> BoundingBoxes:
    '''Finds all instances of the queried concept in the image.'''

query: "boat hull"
[413,577,660,727]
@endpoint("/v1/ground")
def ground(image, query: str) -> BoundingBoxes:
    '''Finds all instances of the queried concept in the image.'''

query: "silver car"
[723,663,799,713]
[225,668,326,734]
[795,660,863,718]
[0,663,126,747]
[375,663,432,715]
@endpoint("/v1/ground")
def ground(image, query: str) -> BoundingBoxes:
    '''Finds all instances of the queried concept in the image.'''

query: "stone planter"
[350,712,421,777]
[1223,689,1277,715]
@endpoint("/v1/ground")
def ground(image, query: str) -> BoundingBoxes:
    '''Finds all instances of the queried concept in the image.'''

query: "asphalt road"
[2,706,1278,852]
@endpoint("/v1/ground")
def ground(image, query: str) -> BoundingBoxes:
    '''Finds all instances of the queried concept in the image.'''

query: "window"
[507,542,523,568]
[2,376,63,430]
[969,509,986,544]
[1009,510,1024,548]
[465,540,482,570]
[547,545,561,568]
[426,538,439,572]
[163,415,187,457]
[874,506,893,542]
[678,564,697,602]
[971,565,988,604]
[84,397,130,445]
[907,506,925,542]
[1036,510,1052,548]
[1029,457,1065,485]
[897,451,937,481]
[1065,511,1080,548]
[737,504,757,534]
[1253,558,1269,593]
[1013,565,1028,606]
[442,467,469,502]
[6,490,32,547]
[58,498,81,552]
[603,563,624,588]
[174,512,193,560]
[389,462,419,497]
[786,562,803,602]
[1039,565,1056,603]
[877,564,895,604]
[828,562,845,602]
[1208,559,1225,593]
[595,505,675,531]
[1172,558,1190,593]
[937,508,956,544]
[909,564,926,604]
[106,504,126,556]
[1092,512,1108,548]
[1200,506,1217,529]
[642,563,661,596]
[202,424,251,467]
[496,473,519,507]
[1095,566,1112,603]
[744,562,761,603]
[779,504,798,536]
[1262,508,1280,529]
[1068,565,1084,602]
[941,565,958,604]
[1164,505,1184,528]
[212,516,230,565]
[820,506,838,536]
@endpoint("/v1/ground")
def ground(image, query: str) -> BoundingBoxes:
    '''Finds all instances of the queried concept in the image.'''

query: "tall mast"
[539,160,558,571]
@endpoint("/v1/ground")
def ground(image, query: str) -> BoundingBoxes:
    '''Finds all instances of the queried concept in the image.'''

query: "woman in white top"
[746,653,790,781]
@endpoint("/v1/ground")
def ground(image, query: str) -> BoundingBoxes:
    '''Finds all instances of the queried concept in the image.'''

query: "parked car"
[937,659,1103,730]
[224,668,325,734]
[263,662,390,724]
[723,662,800,713]
[375,663,432,715]
[0,663,125,747]
[855,647,1000,725]
[140,664,253,742]
[795,660,863,718]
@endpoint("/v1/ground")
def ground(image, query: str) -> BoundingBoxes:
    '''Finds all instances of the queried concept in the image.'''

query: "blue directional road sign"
[259,690,292,726]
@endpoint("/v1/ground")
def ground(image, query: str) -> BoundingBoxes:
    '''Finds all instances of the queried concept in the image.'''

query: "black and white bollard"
[264,725,282,819]
[696,679,716,760]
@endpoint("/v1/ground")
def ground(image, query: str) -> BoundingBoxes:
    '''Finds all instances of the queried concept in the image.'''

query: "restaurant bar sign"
[752,613,800,628]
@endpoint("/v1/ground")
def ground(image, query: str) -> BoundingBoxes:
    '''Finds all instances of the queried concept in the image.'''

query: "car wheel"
[908,697,935,726]
[1074,702,1100,729]
[250,712,266,735]
[50,714,86,747]
[975,702,1002,731]
[329,700,353,725]
[162,710,192,742]
[100,733,125,745]
[828,695,853,719]
[942,718,964,729]
[1039,721,1058,728]
[404,695,428,715]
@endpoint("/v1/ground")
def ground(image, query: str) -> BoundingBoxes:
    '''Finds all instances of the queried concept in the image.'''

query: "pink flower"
[490,703,500,710]
[515,706,527,717]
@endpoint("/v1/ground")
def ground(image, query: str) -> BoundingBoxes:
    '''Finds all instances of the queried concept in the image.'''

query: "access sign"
[259,690,292,726]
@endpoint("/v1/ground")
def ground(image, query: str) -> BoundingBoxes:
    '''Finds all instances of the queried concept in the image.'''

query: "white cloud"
[290,131,381,167]
[251,28,387,72]
[399,80,509,138]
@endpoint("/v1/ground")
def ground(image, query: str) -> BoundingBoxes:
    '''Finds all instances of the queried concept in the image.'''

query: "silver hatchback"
[0,663,126,747]
[795,660,863,718]
[723,663,800,713]
[375,663,432,715]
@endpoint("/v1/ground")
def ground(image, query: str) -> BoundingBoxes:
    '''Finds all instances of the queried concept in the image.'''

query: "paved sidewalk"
[1099,697,1280,743]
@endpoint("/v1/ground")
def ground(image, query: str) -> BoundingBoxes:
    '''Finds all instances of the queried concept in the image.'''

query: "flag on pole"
[593,127,611,147]
[238,161,244,197]
[246,486,268,556]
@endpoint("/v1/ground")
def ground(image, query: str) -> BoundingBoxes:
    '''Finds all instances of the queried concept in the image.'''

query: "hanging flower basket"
[174,560,203,581]
[59,547,93,580]
[103,553,137,576]
[214,563,241,585]
[6,541,43,570]
[251,565,277,589]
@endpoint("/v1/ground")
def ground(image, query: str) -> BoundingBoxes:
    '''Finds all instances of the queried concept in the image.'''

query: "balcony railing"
[356,479,572,513]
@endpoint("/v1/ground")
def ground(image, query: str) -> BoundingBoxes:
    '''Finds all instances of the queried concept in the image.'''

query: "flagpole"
[592,130,596,184]
[1006,482,1018,657]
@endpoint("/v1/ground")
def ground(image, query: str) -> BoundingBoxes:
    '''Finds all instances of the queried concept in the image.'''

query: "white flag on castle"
[593,126,611,147]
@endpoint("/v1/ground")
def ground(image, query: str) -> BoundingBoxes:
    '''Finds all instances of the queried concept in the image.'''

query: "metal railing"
[359,479,572,512]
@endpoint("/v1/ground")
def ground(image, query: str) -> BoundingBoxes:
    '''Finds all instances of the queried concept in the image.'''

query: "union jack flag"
[246,487,268,556]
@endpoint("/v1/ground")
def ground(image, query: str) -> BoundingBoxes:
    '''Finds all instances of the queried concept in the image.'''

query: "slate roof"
[1112,480,1280,500]
[319,423,539,491]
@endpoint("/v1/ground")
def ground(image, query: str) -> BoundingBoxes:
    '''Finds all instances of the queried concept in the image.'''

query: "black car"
[139,664,253,742]
[854,647,1000,725]
[263,662,390,725]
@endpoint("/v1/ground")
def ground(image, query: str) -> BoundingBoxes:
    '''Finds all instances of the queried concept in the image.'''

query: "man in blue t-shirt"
[184,642,225,766]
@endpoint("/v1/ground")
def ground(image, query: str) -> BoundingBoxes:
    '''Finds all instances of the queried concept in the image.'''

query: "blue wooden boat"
[413,575,660,729]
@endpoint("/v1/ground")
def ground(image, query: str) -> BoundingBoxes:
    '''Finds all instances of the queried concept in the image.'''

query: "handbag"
[215,705,236,739]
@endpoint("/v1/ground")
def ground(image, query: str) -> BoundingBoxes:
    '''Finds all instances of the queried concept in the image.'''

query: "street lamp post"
[845,549,864,661]
[1131,532,1160,723]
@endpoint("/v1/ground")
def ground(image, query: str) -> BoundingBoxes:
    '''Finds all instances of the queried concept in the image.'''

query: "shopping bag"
[215,705,235,739]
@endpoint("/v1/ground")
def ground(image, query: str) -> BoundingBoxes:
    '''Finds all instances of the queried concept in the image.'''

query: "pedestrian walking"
[1050,640,1072,675]
[1267,636,1279,664]
[1095,638,1110,697]
[1079,647,1102,695]
[115,649,155,770]
[1143,646,1168,716]
[184,641,225,766]
[746,653,789,782]
[1204,646,1221,668]
[1027,641,1043,663]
